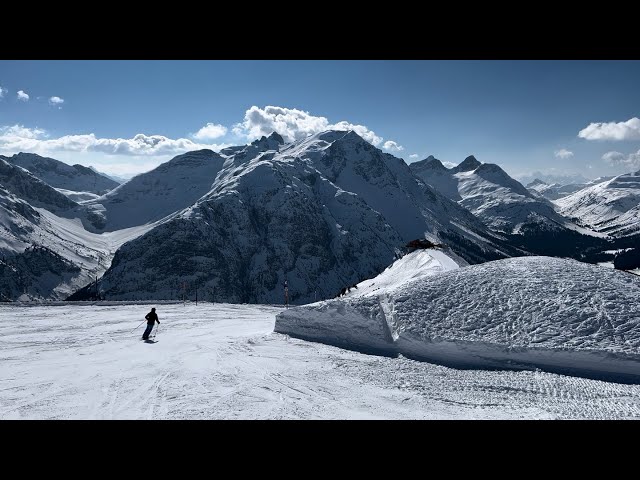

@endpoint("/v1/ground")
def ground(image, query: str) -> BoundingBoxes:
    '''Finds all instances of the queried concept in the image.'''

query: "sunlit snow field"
[1,302,639,419]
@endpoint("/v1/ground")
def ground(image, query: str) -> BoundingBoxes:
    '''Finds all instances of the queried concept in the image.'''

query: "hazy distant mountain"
[526,177,616,201]
[517,171,590,187]
[88,166,128,184]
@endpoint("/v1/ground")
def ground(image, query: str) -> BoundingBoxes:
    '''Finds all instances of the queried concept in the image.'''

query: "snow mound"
[275,256,640,382]
[343,249,464,298]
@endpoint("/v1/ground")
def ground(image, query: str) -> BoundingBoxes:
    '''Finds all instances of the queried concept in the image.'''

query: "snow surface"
[341,249,464,299]
[2,302,640,419]
[276,255,640,383]
[54,188,101,203]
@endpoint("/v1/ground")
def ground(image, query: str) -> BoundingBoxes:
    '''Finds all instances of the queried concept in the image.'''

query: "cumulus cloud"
[554,148,573,159]
[192,123,227,140]
[232,105,392,148]
[17,90,29,101]
[578,117,640,141]
[0,86,7,99]
[602,149,640,170]
[49,96,64,107]
[0,124,231,157]
[382,140,404,152]
[409,154,419,159]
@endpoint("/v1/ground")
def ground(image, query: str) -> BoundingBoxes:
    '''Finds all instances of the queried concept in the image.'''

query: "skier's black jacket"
[145,311,159,325]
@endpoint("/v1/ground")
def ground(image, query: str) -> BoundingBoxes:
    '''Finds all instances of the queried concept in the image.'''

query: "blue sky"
[1,60,639,181]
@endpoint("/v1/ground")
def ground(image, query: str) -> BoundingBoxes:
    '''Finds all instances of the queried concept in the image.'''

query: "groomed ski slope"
[276,254,640,383]
[1,302,640,419]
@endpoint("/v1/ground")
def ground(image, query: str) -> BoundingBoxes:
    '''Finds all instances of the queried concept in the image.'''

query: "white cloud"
[0,125,47,139]
[442,161,457,169]
[192,123,227,140]
[0,86,7,99]
[409,154,419,159]
[578,117,640,141]
[602,150,640,170]
[382,140,404,152]
[17,90,29,101]
[554,148,573,159]
[232,105,392,148]
[49,96,64,107]
[0,124,231,158]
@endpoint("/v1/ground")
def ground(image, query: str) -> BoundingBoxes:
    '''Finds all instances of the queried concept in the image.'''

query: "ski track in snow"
[1,303,639,419]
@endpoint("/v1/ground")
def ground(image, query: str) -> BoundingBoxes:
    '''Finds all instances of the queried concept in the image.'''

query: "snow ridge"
[276,255,640,383]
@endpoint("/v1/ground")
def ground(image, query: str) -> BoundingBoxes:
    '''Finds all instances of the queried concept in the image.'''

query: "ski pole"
[131,319,146,333]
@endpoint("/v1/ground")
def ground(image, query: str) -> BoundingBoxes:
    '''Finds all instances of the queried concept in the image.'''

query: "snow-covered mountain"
[555,171,640,238]
[82,149,226,231]
[409,155,608,259]
[411,155,565,232]
[0,159,78,214]
[517,172,589,188]
[526,179,586,200]
[72,131,523,304]
[0,159,152,300]
[88,166,127,184]
[276,255,640,383]
[526,177,614,201]
[2,152,119,195]
[408,156,461,200]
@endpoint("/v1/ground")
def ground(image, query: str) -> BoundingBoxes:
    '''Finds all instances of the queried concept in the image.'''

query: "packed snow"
[276,255,640,383]
[341,248,464,299]
[2,302,640,419]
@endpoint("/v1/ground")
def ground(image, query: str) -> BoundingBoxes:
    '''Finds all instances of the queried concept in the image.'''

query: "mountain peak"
[527,179,547,187]
[251,133,284,150]
[409,155,447,172]
[337,130,369,144]
[267,132,285,144]
[475,163,504,174]
[14,152,43,159]
[452,155,482,173]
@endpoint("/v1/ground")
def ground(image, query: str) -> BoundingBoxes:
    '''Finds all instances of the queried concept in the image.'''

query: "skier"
[142,307,160,340]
